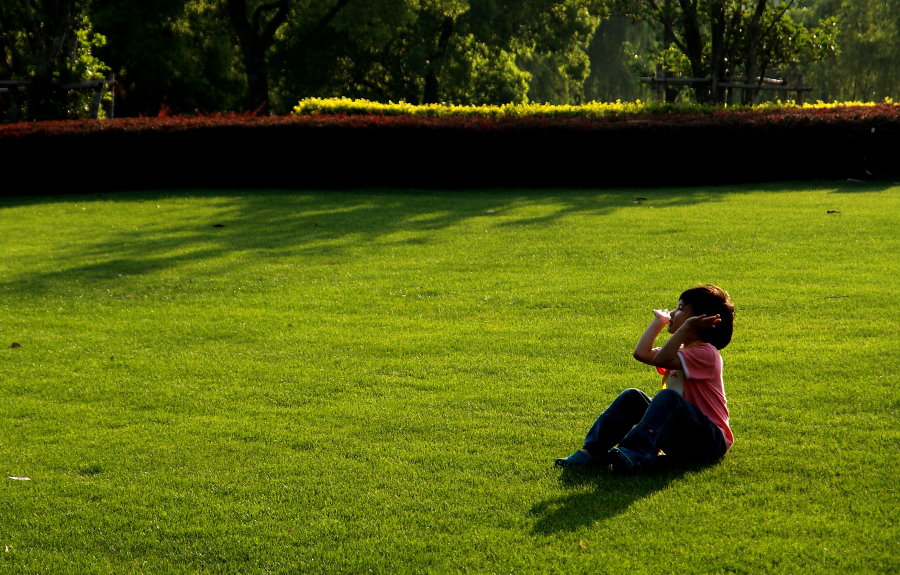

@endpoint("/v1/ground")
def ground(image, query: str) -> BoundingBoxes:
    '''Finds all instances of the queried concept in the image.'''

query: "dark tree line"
[0,0,896,121]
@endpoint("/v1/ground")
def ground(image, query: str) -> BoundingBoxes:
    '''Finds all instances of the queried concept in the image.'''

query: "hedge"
[1,101,898,193]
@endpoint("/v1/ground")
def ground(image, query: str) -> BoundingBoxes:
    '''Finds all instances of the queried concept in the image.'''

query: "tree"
[392,0,536,104]
[513,0,609,103]
[272,0,534,106]
[615,0,839,104]
[92,0,242,117]
[320,0,607,106]
[225,0,352,114]
[270,0,423,106]
[0,0,110,120]
[584,14,657,102]
[798,0,899,102]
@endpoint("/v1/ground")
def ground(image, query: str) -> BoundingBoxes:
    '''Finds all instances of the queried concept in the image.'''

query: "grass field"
[1,181,897,574]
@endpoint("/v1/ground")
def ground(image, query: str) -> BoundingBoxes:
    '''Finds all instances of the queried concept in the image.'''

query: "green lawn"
[1,181,897,574]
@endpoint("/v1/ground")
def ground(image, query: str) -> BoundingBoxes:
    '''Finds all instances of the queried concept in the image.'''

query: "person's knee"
[656,388,680,400]
[618,388,651,406]
[651,388,683,408]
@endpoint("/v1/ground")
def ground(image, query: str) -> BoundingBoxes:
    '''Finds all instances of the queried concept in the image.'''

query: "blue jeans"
[582,388,726,463]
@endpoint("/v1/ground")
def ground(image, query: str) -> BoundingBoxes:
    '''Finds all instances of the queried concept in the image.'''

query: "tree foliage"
[90,0,244,117]
[267,0,607,109]
[0,0,110,120]
[0,0,895,120]
[612,0,840,103]
[797,0,899,102]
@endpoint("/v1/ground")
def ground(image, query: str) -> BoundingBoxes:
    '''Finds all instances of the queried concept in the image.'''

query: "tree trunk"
[677,0,710,103]
[741,0,769,105]
[709,1,726,103]
[662,0,679,103]
[227,0,290,115]
[243,43,270,114]
[422,15,455,104]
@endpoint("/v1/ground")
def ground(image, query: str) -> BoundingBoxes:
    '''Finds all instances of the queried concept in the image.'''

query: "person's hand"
[684,314,721,331]
[653,309,671,325]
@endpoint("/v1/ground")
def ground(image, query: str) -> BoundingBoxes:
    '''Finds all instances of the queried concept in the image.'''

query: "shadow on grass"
[828,179,898,193]
[530,460,719,534]
[3,180,894,296]
[0,187,729,295]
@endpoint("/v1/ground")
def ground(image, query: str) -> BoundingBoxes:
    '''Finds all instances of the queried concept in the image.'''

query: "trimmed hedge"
[2,103,898,193]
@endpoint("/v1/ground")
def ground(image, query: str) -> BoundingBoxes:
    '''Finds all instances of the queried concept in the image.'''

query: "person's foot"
[607,446,655,474]
[555,449,601,468]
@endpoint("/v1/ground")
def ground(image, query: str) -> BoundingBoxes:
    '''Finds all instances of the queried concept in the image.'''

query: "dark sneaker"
[555,449,602,468]
[607,446,655,474]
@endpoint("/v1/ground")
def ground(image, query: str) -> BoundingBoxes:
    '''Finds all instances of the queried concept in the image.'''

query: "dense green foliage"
[613,0,839,104]
[0,0,897,120]
[0,0,111,120]
[799,0,900,102]
[1,183,897,573]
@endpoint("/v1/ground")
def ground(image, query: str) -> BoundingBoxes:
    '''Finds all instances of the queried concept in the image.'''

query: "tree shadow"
[0,187,738,296]
[529,460,718,534]
[828,179,898,193]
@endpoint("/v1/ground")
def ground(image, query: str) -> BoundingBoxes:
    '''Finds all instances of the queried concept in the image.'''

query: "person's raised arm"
[632,309,670,366]
[652,314,722,368]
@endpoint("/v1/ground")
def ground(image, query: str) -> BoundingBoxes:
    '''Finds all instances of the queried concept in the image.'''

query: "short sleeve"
[677,344,718,381]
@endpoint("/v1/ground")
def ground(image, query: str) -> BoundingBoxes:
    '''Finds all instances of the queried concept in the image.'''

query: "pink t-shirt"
[657,342,734,449]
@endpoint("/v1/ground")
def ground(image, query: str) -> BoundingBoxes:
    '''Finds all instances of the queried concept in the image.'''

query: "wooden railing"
[641,65,811,104]
[0,75,117,118]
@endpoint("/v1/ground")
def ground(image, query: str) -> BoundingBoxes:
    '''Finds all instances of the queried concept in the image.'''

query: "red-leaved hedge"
[2,103,898,192]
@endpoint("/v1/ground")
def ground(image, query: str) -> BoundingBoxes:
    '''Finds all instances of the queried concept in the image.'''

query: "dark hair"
[679,284,735,349]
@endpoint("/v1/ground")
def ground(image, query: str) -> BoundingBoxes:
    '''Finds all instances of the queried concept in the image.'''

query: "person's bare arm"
[651,314,722,369]
[632,309,670,366]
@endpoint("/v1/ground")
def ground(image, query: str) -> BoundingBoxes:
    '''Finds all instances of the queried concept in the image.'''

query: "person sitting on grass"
[555,284,735,474]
